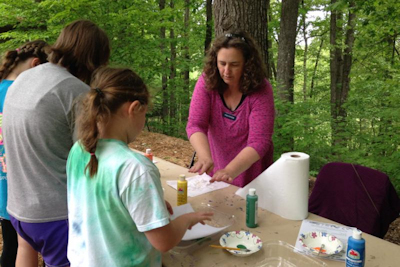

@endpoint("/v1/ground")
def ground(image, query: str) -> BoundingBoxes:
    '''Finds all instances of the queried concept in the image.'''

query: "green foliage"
[286,0,400,194]
[0,0,399,194]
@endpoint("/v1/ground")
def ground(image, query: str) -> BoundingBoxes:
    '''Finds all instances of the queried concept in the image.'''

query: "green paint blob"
[237,244,247,249]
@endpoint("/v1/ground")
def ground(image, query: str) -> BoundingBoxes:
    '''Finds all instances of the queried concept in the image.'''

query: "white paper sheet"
[166,173,230,197]
[236,152,310,220]
[170,203,229,241]
[295,219,355,261]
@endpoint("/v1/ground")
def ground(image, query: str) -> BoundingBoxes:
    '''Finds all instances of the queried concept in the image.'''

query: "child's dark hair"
[49,20,110,84]
[0,40,49,80]
[78,67,149,177]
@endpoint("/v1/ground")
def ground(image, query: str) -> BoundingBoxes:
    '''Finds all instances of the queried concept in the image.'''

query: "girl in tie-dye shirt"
[67,67,213,267]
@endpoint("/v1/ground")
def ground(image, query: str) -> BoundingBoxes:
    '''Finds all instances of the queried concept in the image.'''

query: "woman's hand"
[210,169,234,183]
[189,157,214,175]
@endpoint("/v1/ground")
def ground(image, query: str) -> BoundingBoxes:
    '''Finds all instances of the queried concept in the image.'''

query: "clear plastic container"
[256,240,327,267]
[170,202,235,254]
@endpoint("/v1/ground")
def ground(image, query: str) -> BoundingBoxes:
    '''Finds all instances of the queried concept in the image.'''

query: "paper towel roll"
[236,152,309,220]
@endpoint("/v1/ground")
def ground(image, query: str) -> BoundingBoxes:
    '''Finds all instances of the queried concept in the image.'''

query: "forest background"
[0,0,399,195]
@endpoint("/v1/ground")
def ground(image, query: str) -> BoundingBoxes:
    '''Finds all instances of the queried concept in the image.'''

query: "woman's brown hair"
[77,67,149,177]
[0,40,49,80]
[49,20,110,84]
[203,31,267,95]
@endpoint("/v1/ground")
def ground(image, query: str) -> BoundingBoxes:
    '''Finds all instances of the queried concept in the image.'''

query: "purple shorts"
[10,215,69,267]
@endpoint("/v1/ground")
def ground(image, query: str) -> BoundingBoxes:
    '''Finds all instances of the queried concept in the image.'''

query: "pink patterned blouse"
[186,74,275,187]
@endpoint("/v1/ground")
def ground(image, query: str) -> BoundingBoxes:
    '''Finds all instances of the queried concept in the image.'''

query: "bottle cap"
[249,188,256,196]
[352,229,362,239]
[179,174,186,181]
[146,148,152,154]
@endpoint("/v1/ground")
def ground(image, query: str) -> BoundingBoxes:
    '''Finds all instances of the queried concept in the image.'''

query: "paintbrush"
[209,245,251,252]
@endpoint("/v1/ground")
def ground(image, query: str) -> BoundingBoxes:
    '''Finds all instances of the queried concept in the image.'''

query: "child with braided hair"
[67,67,213,267]
[3,20,110,267]
[0,40,49,267]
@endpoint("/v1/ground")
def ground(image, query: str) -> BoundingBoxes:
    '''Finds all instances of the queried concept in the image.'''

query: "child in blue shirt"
[0,40,49,267]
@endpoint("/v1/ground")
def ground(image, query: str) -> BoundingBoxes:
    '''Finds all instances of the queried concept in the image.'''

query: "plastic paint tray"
[255,240,327,267]
[170,203,235,254]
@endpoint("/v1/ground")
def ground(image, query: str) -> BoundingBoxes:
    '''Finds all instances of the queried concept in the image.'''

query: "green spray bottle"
[246,188,258,228]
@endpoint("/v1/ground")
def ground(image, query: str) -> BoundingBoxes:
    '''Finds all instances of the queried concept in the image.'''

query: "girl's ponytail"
[77,67,149,177]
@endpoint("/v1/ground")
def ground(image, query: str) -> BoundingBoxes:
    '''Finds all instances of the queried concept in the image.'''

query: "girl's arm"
[144,212,213,252]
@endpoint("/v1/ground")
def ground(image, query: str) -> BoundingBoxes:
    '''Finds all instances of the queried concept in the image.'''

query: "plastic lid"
[179,174,186,181]
[249,188,256,196]
[146,148,152,154]
[352,229,362,239]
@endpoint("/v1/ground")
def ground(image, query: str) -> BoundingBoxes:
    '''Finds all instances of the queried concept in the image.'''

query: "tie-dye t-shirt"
[67,139,170,267]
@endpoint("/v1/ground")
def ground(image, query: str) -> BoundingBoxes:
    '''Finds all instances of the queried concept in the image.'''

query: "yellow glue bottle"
[177,174,187,206]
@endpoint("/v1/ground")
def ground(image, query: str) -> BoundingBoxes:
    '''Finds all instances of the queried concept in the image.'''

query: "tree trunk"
[182,0,190,118]
[301,0,308,101]
[276,0,300,104]
[159,0,169,129]
[213,0,270,78]
[169,0,176,120]
[310,38,324,98]
[275,0,300,152]
[267,0,276,80]
[330,0,356,146]
[204,0,213,54]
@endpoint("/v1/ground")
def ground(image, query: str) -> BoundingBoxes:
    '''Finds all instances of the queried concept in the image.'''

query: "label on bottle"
[177,182,187,206]
[346,245,365,267]
[145,154,153,161]
[255,199,258,225]
[246,195,257,228]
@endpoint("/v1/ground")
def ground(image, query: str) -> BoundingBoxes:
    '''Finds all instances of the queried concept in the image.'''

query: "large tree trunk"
[213,0,270,78]
[330,0,356,146]
[275,0,300,152]
[276,0,300,104]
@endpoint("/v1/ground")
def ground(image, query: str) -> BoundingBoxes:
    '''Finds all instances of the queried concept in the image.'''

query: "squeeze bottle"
[246,188,258,228]
[177,174,187,206]
[144,148,153,162]
[345,229,365,267]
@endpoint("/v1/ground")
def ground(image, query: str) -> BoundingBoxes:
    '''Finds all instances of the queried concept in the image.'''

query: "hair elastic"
[90,152,95,156]
[93,87,104,97]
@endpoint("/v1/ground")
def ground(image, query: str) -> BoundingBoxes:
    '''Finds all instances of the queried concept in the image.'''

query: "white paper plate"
[299,231,343,257]
[219,231,262,257]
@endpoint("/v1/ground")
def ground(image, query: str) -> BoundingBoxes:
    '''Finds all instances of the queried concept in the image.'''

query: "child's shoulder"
[100,140,156,170]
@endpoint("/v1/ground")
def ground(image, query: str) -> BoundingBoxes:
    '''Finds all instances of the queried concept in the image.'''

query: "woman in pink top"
[186,32,275,188]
